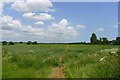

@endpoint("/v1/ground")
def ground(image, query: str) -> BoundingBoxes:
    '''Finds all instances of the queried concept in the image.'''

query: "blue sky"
[1,1,118,43]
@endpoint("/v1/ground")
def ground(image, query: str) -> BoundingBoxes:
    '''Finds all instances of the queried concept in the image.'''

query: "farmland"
[2,44,119,78]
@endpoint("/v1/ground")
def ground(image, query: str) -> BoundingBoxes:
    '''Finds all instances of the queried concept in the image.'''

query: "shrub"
[19,42,24,44]
[26,41,32,45]
[9,41,14,45]
[2,41,7,45]
[32,41,37,45]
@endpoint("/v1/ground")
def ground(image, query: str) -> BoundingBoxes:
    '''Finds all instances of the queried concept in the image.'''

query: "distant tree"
[99,37,102,44]
[2,41,7,45]
[97,39,100,44]
[26,41,32,45]
[109,41,113,45]
[19,42,24,44]
[9,41,14,45]
[112,40,116,45]
[90,33,98,44]
[99,37,102,42]
[32,41,37,44]
[109,40,117,45]
[102,37,109,45]
[116,37,120,45]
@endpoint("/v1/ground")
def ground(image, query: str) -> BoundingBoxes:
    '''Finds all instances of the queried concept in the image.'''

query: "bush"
[26,41,32,45]
[9,41,14,45]
[2,41,7,45]
[32,41,37,45]
[19,42,24,44]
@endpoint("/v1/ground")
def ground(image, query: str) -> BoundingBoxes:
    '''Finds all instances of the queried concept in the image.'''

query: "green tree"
[2,41,7,45]
[9,41,14,45]
[26,41,32,45]
[90,33,98,44]
[32,41,37,44]
[102,37,109,45]
[99,37,102,44]
[116,37,120,45]
[19,42,24,44]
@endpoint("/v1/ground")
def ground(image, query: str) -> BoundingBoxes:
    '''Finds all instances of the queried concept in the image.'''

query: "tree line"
[90,33,120,45]
[1,33,120,45]
[2,41,37,45]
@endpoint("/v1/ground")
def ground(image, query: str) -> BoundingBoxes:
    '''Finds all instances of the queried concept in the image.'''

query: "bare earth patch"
[49,67,65,78]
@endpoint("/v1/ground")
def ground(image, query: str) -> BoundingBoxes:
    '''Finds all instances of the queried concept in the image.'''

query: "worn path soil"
[49,67,65,78]
[49,45,69,78]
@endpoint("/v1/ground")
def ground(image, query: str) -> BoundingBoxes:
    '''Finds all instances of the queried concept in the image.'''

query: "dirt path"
[49,45,69,78]
[49,55,65,78]
[49,67,65,78]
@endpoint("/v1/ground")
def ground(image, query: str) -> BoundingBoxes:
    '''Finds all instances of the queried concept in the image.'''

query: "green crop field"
[2,44,120,78]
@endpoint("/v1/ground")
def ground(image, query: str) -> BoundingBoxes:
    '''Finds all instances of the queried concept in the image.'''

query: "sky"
[1,0,118,43]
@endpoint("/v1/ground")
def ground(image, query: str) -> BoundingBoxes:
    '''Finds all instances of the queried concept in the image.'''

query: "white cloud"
[22,19,78,40]
[11,0,54,12]
[1,15,46,39]
[46,19,78,40]
[2,15,22,30]
[35,21,44,26]
[76,25,86,29]
[96,27,104,31]
[23,13,54,20]
[59,19,68,27]
[2,15,78,42]
[2,30,20,37]
[22,25,45,36]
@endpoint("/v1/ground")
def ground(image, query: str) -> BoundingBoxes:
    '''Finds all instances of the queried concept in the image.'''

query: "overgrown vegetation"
[64,47,119,78]
[2,44,119,78]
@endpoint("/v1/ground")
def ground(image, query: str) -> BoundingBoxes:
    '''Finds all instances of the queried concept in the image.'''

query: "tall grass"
[63,45,119,78]
[2,44,119,78]
[2,44,63,78]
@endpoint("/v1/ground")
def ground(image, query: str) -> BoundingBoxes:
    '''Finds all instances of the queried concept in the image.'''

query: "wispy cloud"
[23,13,54,21]
[113,23,120,28]
[113,25,118,28]
[96,27,104,31]
[75,25,86,29]
[35,21,44,26]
